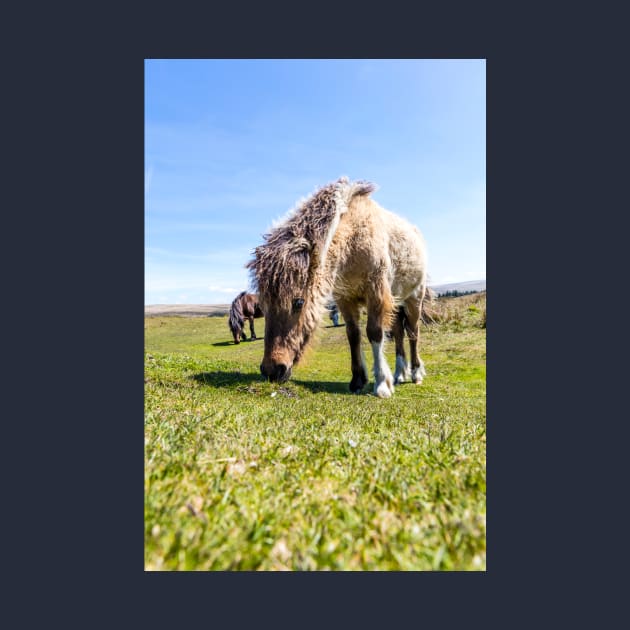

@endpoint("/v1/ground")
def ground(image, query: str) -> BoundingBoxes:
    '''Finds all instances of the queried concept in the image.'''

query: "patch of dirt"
[277,387,298,398]
[237,384,264,394]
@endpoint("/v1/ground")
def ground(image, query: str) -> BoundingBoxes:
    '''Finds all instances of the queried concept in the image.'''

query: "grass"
[145,294,486,570]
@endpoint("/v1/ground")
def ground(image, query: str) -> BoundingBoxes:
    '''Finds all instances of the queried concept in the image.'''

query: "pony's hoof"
[374,381,394,398]
[411,362,426,384]
[349,372,368,393]
[375,379,394,398]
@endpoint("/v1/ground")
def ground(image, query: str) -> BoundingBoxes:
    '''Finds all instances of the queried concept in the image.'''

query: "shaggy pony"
[247,177,428,398]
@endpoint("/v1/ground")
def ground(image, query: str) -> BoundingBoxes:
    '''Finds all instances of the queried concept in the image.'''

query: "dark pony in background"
[247,176,429,398]
[228,291,264,344]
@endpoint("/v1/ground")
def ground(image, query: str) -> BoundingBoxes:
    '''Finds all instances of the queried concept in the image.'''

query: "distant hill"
[145,304,230,317]
[430,279,486,295]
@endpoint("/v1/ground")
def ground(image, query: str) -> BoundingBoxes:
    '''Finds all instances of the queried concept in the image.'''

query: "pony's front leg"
[366,304,395,398]
[248,316,257,340]
[337,300,367,393]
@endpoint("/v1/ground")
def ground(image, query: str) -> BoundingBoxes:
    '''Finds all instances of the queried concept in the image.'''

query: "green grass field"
[145,294,486,570]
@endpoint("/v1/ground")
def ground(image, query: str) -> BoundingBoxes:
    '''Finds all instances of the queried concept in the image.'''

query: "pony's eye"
[292,298,304,312]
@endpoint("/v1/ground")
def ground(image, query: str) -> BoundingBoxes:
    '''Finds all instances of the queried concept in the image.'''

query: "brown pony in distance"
[247,177,428,398]
[228,291,264,344]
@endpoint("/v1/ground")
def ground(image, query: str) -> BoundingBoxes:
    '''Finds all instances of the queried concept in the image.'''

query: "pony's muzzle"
[260,361,291,383]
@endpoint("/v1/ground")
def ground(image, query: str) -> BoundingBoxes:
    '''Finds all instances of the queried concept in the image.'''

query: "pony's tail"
[228,291,247,336]
[393,286,436,331]
[420,286,437,325]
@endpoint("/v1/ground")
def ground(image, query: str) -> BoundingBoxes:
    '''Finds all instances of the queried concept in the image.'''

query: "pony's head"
[228,319,243,345]
[247,235,317,382]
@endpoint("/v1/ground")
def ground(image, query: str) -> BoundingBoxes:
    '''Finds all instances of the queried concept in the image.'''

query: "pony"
[228,291,264,344]
[247,176,428,398]
[327,300,341,326]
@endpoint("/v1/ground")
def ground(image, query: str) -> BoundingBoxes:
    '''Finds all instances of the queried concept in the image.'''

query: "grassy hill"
[144,292,486,570]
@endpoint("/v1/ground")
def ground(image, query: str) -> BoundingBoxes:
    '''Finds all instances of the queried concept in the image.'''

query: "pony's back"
[331,194,428,303]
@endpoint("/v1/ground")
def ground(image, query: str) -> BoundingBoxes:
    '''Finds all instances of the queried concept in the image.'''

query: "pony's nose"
[261,362,290,382]
[274,363,289,382]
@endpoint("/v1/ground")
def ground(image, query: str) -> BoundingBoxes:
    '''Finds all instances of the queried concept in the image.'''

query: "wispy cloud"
[145,269,249,293]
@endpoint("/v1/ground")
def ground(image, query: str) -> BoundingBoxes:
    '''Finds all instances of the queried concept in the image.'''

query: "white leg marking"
[411,359,426,384]
[371,340,394,398]
[394,355,410,384]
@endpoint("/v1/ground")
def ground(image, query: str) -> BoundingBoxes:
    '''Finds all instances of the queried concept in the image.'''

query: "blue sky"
[145,59,485,304]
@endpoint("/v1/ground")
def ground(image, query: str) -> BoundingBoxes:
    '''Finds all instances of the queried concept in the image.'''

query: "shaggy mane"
[247,177,375,309]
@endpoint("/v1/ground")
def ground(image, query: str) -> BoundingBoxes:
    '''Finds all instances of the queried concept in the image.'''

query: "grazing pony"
[247,177,428,398]
[228,291,264,344]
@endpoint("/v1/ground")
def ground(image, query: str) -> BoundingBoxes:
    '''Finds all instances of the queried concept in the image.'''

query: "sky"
[145,59,485,305]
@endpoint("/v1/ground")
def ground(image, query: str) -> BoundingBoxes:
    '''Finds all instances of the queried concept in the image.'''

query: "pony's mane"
[247,177,376,308]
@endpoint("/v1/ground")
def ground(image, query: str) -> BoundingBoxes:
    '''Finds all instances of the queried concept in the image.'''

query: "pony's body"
[228,291,264,344]
[248,177,428,398]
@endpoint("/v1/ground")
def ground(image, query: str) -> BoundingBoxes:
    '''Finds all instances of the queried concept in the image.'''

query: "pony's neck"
[303,234,341,329]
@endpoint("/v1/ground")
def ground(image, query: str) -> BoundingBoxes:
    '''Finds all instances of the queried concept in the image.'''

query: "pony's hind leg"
[366,291,395,398]
[403,295,426,384]
[337,299,368,393]
[248,316,257,340]
[392,307,411,384]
